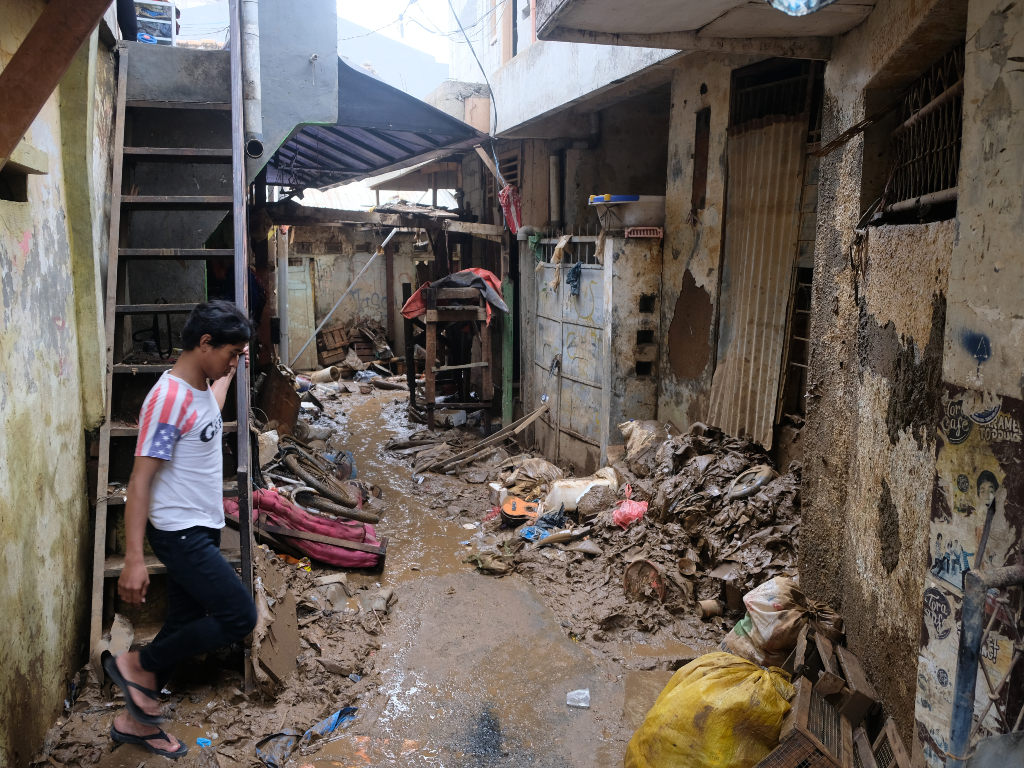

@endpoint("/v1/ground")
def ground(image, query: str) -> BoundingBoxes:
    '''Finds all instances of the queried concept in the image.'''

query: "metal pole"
[229,0,253,598]
[948,565,1024,767]
[277,228,289,363]
[289,228,398,368]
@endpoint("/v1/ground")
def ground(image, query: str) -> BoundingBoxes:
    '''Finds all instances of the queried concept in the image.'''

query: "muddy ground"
[40,391,725,768]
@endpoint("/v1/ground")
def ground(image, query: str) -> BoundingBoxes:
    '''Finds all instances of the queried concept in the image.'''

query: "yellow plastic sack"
[625,652,795,768]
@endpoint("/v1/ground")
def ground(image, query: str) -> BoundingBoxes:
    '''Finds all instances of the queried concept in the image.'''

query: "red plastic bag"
[614,484,648,530]
[498,184,522,234]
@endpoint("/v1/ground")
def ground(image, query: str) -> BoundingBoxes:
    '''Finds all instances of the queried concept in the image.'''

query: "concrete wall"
[657,53,758,430]
[0,5,114,765]
[488,40,677,135]
[291,226,417,353]
[800,0,971,752]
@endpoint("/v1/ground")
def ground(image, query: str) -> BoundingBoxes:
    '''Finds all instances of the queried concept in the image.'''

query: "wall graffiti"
[915,386,1024,767]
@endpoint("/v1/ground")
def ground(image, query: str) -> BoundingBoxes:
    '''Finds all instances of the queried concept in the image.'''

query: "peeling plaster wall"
[0,1,109,764]
[658,53,758,429]
[293,226,417,351]
[943,0,1024,398]
[801,0,967,750]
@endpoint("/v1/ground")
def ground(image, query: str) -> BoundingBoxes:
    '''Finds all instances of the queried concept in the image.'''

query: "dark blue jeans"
[139,524,257,676]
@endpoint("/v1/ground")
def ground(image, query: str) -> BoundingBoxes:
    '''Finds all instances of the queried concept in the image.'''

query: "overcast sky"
[337,0,452,64]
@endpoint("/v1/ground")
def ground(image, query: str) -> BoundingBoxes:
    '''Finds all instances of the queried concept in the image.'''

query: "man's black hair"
[181,300,253,350]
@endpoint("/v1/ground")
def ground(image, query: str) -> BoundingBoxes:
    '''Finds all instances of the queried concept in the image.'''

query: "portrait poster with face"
[914,387,1023,767]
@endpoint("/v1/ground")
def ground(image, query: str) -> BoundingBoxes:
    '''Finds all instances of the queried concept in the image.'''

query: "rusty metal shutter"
[708,116,807,449]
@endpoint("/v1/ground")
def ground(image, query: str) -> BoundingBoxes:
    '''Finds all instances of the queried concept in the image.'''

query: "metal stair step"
[109,421,238,437]
[115,303,198,314]
[126,100,231,111]
[123,147,232,163]
[121,195,232,210]
[112,363,174,374]
[104,549,241,577]
[118,248,233,260]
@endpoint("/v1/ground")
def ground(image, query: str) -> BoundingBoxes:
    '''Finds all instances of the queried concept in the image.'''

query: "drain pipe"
[241,0,264,158]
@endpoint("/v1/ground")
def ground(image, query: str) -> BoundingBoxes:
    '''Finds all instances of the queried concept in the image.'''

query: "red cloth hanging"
[498,184,522,234]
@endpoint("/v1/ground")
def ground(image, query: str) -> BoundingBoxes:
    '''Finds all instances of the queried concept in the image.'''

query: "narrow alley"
[2,0,1024,766]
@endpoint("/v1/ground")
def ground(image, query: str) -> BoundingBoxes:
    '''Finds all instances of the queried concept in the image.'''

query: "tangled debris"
[388,416,802,662]
[32,546,394,768]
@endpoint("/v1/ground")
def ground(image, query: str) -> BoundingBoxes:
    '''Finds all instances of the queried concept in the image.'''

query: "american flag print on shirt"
[135,376,199,460]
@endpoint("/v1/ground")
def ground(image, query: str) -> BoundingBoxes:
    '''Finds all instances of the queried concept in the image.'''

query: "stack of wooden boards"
[756,625,910,768]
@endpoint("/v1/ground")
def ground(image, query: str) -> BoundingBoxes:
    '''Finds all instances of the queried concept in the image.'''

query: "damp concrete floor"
[93,390,676,768]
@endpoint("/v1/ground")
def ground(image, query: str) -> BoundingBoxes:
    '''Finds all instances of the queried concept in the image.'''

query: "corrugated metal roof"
[266,57,484,190]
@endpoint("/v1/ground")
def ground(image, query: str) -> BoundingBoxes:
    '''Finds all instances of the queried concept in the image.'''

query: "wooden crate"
[756,678,853,768]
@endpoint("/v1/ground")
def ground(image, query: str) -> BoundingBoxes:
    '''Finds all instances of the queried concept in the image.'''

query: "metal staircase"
[89,2,253,652]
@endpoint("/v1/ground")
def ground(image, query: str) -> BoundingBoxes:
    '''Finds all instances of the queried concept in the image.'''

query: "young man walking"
[103,301,258,759]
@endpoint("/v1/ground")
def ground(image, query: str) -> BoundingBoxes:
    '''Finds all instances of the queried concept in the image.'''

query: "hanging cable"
[447,0,498,138]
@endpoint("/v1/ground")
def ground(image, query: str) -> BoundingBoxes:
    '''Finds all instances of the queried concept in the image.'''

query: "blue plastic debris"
[255,707,358,767]
[197,738,212,747]
[519,526,549,542]
[348,673,361,683]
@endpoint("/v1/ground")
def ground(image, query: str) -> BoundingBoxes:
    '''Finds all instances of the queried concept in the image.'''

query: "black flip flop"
[102,652,165,725]
[111,725,189,759]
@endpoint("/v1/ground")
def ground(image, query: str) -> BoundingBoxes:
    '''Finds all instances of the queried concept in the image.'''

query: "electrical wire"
[446,0,498,136]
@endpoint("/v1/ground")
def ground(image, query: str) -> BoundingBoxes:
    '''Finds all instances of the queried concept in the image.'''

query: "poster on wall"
[915,387,1023,767]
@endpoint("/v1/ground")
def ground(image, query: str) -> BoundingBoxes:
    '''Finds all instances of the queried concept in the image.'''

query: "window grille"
[885,44,964,208]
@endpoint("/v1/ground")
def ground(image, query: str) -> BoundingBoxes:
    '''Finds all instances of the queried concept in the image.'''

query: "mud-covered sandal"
[102,652,165,725]
[111,725,188,759]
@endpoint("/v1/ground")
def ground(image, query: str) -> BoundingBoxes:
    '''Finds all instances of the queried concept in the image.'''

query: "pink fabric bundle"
[613,484,648,530]
[224,488,381,568]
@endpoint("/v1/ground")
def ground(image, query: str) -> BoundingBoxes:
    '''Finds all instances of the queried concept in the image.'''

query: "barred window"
[883,44,964,215]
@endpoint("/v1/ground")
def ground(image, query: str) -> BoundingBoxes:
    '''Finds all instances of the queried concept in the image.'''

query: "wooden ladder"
[89,19,253,652]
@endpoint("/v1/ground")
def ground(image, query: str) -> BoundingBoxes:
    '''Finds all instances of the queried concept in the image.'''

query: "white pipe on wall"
[241,0,264,157]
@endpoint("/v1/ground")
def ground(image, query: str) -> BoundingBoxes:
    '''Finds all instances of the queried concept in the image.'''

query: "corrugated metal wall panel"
[708,116,806,449]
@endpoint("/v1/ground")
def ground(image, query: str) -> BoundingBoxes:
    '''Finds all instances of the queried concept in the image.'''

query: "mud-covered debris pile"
[32,548,394,768]
[389,415,802,657]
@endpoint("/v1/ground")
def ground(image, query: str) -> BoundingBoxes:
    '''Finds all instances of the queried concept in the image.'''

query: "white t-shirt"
[135,372,225,531]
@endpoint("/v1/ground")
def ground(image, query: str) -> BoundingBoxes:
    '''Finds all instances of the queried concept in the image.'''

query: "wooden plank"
[842,717,854,768]
[853,728,879,768]
[91,51,129,654]
[116,303,198,314]
[835,645,879,726]
[430,404,548,470]
[876,718,911,768]
[792,624,811,677]
[443,221,503,241]
[425,322,437,430]
[433,361,489,372]
[119,248,233,259]
[435,287,482,300]
[121,195,234,210]
[257,523,388,556]
[426,308,487,322]
[475,146,498,177]
[122,147,233,163]
[0,0,114,162]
